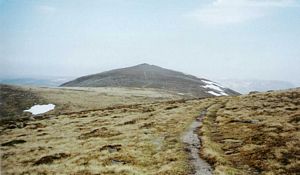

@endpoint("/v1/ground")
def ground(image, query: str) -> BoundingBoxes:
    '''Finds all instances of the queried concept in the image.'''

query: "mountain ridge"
[61,63,240,98]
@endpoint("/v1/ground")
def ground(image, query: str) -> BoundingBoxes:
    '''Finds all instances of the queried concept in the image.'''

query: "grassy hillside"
[199,89,300,174]
[0,85,195,174]
[0,85,183,121]
[23,86,186,113]
[0,98,210,174]
[1,85,299,174]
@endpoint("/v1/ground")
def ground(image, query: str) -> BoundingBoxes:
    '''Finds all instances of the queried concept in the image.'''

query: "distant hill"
[217,79,295,94]
[61,63,239,97]
[0,77,73,87]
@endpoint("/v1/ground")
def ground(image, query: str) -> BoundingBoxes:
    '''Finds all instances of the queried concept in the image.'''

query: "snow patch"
[203,84,223,92]
[202,80,228,96]
[202,80,225,88]
[208,91,222,96]
[24,104,55,115]
[219,91,229,96]
[202,80,213,84]
[208,91,228,96]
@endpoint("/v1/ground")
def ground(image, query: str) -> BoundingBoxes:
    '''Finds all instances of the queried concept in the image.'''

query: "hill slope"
[199,88,300,174]
[61,64,239,97]
[1,86,298,174]
[0,86,208,174]
[0,85,183,123]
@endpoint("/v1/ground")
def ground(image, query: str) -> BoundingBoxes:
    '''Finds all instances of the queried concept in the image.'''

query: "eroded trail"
[182,111,212,175]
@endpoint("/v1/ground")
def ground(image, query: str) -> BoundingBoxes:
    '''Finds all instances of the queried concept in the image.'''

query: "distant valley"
[0,77,74,87]
[218,79,295,94]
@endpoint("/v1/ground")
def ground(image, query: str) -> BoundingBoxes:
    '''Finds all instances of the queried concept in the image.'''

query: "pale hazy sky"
[1,0,300,85]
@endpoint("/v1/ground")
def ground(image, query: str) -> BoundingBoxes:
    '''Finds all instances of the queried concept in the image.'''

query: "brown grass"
[0,87,204,175]
[1,85,299,174]
[0,85,46,122]
[199,89,300,175]
[25,86,186,114]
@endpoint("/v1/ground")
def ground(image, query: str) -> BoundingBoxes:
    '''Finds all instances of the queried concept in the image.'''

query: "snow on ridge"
[24,104,55,115]
[201,80,228,96]
[208,91,228,96]
[208,91,222,96]
[219,91,228,96]
[202,79,228,96]
[202,80,225,88]
[203,84,223,92]
[202,80,213,84]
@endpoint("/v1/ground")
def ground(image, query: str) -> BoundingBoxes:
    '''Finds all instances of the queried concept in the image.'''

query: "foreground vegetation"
[0,85,201,174]
[0,85,46,121]
[1,85,299,174]
[200,89,300,174]
[1,100,192,174]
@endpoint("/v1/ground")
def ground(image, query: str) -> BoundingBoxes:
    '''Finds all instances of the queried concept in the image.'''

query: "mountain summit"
[61,64,239,97]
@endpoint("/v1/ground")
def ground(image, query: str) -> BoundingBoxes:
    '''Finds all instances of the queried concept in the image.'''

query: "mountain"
[217,79,295,94]
[61,63,239,97]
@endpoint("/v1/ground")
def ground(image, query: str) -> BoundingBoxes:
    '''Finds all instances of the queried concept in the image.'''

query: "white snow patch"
[208,91,222,96]
[202,80,225,88]
[219,91,229,96]
[24,104,55,115]
[208,91,228,96]
[203,84,223,92]
[202,80,213,84]
[202,80,228,96]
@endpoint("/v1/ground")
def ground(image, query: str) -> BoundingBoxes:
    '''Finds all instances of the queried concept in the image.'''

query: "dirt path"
[182,110,212,175]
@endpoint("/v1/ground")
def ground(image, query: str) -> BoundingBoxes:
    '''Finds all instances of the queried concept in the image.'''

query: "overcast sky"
[1,0,300,85]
